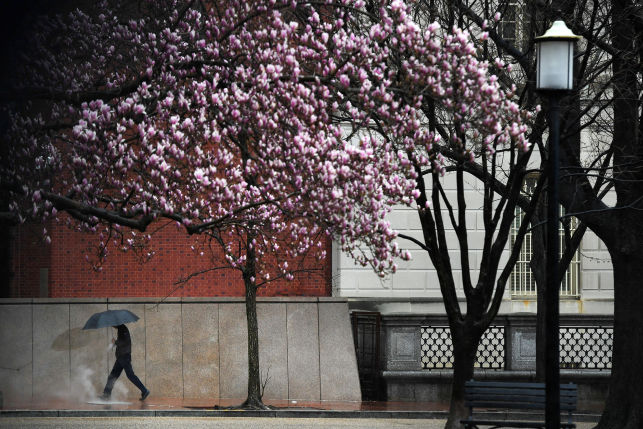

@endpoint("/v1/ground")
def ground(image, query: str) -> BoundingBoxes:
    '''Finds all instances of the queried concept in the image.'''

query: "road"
[0,417,599,429]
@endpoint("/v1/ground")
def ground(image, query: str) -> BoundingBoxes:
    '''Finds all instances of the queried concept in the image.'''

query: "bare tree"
[325,5,539,428]
[430,1,643,427]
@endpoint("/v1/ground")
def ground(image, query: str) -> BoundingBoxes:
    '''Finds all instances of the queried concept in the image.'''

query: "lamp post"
[535,19,581,429]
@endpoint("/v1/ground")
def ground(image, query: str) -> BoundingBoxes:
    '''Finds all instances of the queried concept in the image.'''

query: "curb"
[0,409,601,422]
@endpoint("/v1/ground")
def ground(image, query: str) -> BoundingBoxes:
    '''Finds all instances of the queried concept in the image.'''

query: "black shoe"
[98,393,111,401]
[140,390,151,401]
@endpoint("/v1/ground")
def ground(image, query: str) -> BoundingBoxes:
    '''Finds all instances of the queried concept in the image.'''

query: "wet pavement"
[0,417,603,429]
[0,395,604,426]
[0,396,451,412]
[0,395,604,413]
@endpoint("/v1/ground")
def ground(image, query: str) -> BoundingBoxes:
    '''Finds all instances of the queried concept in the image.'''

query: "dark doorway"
[351,311,381,401]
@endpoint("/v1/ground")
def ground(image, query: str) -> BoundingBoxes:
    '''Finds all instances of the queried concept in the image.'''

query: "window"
[499,1,519,45]
[510,175,580,297]
[496,0,536,54]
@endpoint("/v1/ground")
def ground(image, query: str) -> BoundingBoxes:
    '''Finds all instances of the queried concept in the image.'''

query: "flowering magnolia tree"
[1,0,528,417]
[0,0,419,408]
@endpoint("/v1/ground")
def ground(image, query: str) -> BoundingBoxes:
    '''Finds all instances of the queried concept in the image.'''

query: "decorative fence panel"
[420,325,613,370]
[559,327,613,370]
[421,326,505,370]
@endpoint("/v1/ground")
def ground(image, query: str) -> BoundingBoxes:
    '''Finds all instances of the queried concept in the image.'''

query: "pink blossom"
[1,0,528,282]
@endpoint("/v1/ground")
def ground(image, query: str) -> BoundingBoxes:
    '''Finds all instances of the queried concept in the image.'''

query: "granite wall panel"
[32,304,70,398]
[257,302,288,400]
[218,303,247,399]
[318,302,361,401]
[0,304,33,405]
[386,327,420,371]
[286,302,320,400]
[69,302,109,400]
[182,302,220,399]
[145,302,183,397]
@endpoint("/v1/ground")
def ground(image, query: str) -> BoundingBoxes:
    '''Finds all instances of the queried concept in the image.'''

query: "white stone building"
[332,170,614,402]
[332,137,615,317]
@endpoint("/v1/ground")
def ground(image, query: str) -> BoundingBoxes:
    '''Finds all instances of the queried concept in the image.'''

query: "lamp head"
[535,20,582,92]
[535,20,582,43]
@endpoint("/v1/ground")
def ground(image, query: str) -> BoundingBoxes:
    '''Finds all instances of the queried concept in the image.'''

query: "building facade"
[333,167,615,402]
[5,220,332,299]
[333,171,614,315]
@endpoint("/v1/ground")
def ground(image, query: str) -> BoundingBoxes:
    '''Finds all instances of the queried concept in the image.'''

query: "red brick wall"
[9,221,332,298]
[8,221,53,297]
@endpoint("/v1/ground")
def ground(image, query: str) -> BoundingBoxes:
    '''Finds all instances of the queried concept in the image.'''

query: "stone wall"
[0,297,361,404]
[377,313,612,403]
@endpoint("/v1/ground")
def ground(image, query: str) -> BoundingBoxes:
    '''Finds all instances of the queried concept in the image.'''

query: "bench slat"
[463,381,578,428]
[465,394,577,404]
[465,381,545,389]
[465,401,577,411]
[466,387,577,397]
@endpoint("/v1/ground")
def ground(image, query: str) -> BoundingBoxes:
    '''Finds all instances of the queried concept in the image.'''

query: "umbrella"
[82,309,139,330]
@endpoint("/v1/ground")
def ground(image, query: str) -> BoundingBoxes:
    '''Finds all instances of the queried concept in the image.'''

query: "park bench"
[461,380,577,429]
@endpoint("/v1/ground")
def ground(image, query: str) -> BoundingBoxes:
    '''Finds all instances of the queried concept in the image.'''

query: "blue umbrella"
[82,309,139,330]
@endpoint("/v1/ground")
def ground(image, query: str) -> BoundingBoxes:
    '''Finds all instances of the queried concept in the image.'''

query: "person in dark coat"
[99,324,151,401]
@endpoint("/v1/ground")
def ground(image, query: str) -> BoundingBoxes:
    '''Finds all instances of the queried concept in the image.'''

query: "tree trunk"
[240,273,268,409]
[595,1,643,426]
[239,227,269,410]
[530,213,547,383]
[445,321,483,429]
[595,240,643,429]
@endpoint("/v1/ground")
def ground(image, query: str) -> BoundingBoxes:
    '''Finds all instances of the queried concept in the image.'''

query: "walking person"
[99,324,151,401]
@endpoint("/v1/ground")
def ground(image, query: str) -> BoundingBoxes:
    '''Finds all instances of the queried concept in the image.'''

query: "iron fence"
[420,325,613,371]
[559,326,613,370]
[421,326,505,370]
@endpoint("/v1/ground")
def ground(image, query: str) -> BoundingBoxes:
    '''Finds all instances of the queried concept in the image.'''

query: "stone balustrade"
[377,313,613,403]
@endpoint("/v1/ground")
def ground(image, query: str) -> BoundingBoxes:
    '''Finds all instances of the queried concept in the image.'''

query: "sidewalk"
[2,397,444,419]
[0,396,603,422]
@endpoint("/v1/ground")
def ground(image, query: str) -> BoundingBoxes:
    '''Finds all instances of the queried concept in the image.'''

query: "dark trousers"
[103,353,147,395]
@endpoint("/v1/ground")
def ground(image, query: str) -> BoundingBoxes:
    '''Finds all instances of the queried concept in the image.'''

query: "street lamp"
[535,18,581,429]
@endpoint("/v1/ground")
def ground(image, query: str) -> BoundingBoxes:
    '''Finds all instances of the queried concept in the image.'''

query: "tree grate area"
[559,327,613,370]
[420,326,505,370]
